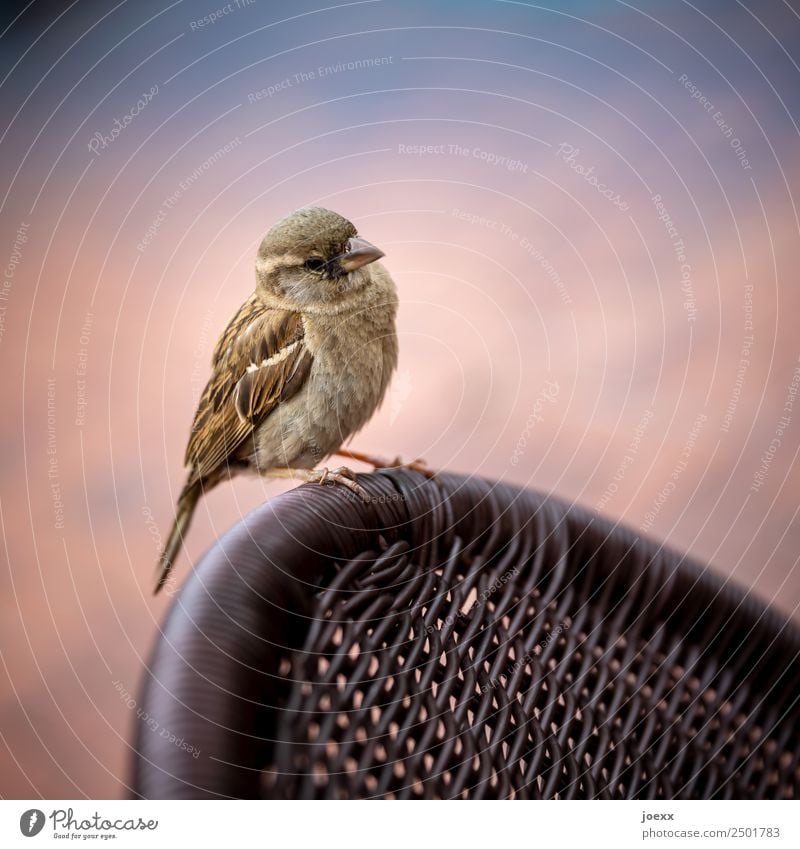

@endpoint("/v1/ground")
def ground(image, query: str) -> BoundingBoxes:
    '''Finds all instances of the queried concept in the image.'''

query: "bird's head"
[255,207,386,306]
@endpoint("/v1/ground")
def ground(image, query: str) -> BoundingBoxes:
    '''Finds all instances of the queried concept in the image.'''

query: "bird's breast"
[304,308,398,440]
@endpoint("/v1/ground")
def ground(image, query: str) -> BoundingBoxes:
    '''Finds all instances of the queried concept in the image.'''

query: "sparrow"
[155,207,402,593]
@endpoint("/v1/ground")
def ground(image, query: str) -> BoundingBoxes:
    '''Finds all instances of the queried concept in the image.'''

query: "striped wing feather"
[184,296,311,485]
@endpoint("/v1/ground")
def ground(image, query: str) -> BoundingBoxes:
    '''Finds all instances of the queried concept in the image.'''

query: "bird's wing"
[184,295,312,484]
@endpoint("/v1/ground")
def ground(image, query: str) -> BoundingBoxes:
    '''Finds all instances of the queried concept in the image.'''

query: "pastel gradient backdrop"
[2,0,800,797]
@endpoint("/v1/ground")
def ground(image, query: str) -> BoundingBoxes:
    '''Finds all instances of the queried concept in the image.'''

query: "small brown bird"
[156,207,404,593]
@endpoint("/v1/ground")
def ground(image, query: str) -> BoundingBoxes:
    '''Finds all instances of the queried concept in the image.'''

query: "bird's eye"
[304,257,326,272]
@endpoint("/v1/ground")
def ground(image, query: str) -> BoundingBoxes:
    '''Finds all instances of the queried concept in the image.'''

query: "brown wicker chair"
[132,470,800,799]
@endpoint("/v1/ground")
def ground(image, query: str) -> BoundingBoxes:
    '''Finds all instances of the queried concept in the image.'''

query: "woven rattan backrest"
[133,472,800,799]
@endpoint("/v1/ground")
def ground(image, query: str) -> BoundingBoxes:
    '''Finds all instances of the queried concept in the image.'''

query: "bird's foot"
[304,466,371,501]
[334,449,436,479]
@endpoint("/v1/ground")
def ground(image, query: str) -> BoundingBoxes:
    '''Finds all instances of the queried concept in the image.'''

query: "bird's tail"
[154,482,202,595]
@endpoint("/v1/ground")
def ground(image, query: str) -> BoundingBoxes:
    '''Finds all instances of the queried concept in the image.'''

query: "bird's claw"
[397,456,436,478]
[310,466,370,501]
[335,449,436,479]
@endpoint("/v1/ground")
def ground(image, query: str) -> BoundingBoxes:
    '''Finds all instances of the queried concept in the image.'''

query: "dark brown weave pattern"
[133,471,800,799]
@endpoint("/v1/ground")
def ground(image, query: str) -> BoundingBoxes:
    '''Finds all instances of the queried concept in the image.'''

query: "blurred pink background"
[2,0,800,797]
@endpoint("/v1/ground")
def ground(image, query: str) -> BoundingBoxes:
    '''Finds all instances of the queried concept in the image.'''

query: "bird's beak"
[338,236,385,272]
